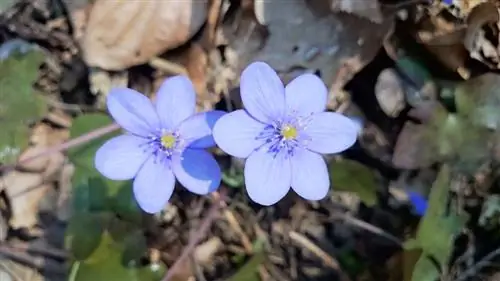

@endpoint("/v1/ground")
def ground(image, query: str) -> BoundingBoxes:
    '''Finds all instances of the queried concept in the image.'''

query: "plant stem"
[0,123,120,173]
[162,192,224,281]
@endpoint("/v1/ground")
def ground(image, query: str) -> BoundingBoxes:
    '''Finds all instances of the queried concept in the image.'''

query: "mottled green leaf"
[226,252,266,281]
[0,48,47,164]
[71,232,165,281]
[479,195,500,228]
[415,165,467,266]
[411,254,440,281]
[454,73,500,129]
[329,159,378,206]
[68,113,118,173]
[65,212,108,261]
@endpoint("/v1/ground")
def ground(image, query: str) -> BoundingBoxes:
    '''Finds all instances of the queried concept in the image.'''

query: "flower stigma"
[281,124,298,140]
[161,134,177,149]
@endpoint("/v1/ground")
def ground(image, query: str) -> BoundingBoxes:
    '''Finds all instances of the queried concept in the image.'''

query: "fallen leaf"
[229,0,392,103]
[329,0,384,24]
[392,122,434,169]
[83,0,208,70]
[329,158,378,206]
[194,237,223,265]
[1,171,46,229]
[464,2,500,69]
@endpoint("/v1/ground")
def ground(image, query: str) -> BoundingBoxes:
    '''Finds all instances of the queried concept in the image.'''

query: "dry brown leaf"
[392,122,433,169]
[464,2,500,69]
[329,0,384,24]
[83,0,208,70]
[194,237,222,265]
[232,0,392,108]
[0,171,46,229]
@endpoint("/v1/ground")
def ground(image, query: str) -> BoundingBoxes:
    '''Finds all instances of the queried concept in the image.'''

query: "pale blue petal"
[291,149,329,200]
[107,88,160,136]
[178,110,226,149]
[94,135,150,180]
[213,110,267,158]
[285,73,327,116]
[133,156,175,214]
[172,149,221,195]
[244,147,291,205]
[240,61,286,123]
[155,75,196,129]
[305,112,358,154]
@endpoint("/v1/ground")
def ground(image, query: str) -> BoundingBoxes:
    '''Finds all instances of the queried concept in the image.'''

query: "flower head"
[94,76,225,213]
[213,62,359,205]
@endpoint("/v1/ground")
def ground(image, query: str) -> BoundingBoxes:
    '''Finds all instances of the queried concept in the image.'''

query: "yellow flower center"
[161,134,177,148]
[281,124,298,140]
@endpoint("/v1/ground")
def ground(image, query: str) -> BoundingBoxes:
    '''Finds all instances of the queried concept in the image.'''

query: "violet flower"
[94,76,224,213]
[213,62,359,205]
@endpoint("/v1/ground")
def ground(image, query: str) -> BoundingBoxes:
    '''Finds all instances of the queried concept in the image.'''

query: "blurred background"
[0,0,500,280]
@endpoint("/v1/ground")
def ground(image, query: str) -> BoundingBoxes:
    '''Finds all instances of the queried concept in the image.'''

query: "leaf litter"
[1,0,500,281]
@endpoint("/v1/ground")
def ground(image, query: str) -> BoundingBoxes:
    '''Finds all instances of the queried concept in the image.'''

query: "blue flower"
[94,76,225,214]
[213,62,359,205]
[407,191,428,216]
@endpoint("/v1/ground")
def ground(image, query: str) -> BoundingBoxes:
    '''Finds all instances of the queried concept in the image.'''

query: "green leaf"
[411,254,440,281]
[226,252,266,281]
[68,113,118,173]
[454,73,500,129]
[328,159,378,206]
[71,232,165,281]
[72,173,110,213]
[415,165,467,267]
[0,48,47,164]
[109,181,142,224]
[65,212,108,260]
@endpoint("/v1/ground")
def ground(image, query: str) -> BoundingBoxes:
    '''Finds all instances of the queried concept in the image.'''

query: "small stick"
[0,123,120,173]
[162,192,224,281]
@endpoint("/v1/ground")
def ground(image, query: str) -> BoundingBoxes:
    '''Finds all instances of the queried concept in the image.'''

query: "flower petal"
[240,61,286,123]
[155,75,196,129]
[305,112,358,154]
[94,135,150,180]
[291,149,329,200]
[213,110,267,158]
[107,88,160,136]
[172,148,221,195]
[244,147,291,205]
[178,110,226,149]
[285,73,327,116]
[133,156,175,214]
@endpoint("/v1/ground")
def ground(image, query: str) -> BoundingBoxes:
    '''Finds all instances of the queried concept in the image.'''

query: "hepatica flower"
[94,76,224,213]
[213,62,359,205]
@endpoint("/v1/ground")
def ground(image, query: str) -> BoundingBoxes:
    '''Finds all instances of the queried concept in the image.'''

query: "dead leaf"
[375,68,406,117]
[392,122,434,169]
[0,171,46,229]
[464,2,500,69]
[235,0,392,105]
[83,0,208,70]
[329,0,384,24]
[194,237,222,265]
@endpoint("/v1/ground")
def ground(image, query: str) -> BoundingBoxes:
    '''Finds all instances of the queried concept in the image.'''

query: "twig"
[161,192,223,281]
[223,209,253,253]
[331,213,403,246]
[454,247,500,281]
[0,123,120,173]
[149,57,188,75]
[288,231,351,281]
